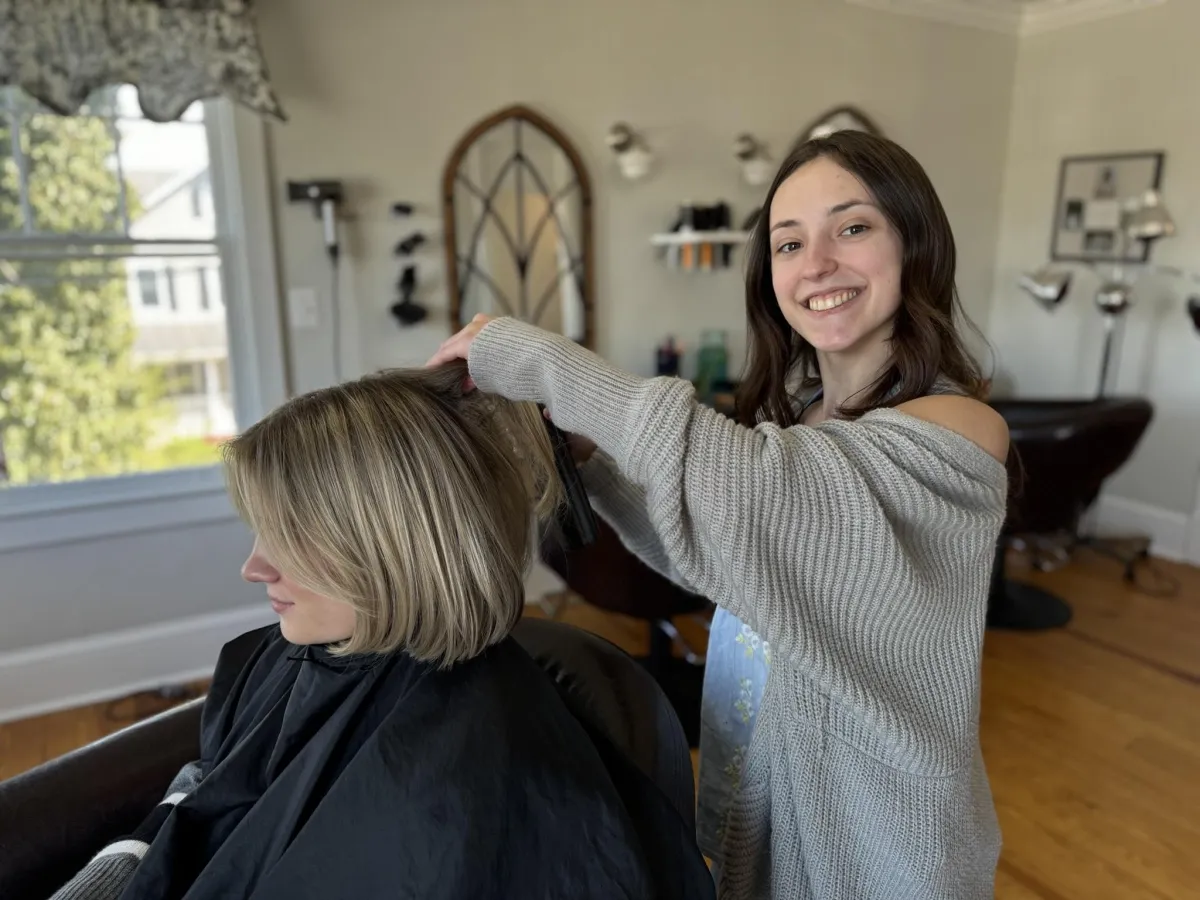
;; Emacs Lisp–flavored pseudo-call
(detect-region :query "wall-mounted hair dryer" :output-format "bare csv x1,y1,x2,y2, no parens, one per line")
287,179,347,381
1188,296,1200,334
287,180,345,260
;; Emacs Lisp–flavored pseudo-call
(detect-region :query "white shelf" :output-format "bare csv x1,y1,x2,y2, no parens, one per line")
650,229,751,247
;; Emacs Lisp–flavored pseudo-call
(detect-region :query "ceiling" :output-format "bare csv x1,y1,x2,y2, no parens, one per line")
841,0,1168,35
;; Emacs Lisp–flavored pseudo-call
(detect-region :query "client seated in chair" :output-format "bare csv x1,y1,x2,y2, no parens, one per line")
49,362,713,900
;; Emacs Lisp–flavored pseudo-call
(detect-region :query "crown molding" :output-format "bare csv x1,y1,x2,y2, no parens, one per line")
1021,0,1167,34
841,0,1168,36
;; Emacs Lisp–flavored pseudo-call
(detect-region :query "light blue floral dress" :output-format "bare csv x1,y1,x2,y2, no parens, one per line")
695,607,771,868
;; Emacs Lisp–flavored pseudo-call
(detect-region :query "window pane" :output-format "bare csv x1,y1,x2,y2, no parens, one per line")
0,85,232,489
0,86,214,241
123,108,213,243
24,113,124,235
0,252,234,487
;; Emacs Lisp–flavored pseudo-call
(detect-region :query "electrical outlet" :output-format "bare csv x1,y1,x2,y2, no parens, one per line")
288,287,319,329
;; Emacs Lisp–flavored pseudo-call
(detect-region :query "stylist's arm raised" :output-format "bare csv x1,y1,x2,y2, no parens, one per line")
428,131,1009,900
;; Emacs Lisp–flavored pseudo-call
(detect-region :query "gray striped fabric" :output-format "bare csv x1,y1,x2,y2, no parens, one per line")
50,760,202,900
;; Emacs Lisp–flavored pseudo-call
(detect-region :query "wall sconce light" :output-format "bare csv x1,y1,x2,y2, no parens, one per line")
1018,267,1072,310
734,133,773,187
606,122,653,180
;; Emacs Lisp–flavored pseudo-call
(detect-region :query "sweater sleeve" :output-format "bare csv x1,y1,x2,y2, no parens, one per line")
579,450,698,593
470,319,1008,714
49,760,203,900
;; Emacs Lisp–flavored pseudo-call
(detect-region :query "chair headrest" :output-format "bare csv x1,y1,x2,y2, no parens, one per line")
511,617,694,827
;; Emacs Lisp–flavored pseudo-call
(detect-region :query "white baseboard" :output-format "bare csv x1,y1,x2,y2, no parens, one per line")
1086,494,1192,563
0,605,276,725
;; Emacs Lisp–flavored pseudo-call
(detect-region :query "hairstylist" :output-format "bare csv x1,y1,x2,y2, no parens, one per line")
428,131,1010,900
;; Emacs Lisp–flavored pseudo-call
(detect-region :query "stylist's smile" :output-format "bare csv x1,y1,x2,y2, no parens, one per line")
803,287,862,312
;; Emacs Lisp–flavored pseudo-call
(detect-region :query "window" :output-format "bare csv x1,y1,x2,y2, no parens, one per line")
0,85,240,490
164,266,177,311
197,265,210,310
137,269,160,306
160,361,205,396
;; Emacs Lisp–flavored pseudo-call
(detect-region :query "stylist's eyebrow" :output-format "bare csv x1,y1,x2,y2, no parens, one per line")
770,200,874,232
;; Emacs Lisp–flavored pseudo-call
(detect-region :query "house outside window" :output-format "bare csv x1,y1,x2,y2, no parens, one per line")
1,85,243,488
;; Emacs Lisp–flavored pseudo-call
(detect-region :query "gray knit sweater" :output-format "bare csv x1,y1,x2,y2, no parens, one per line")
469,318,1008,900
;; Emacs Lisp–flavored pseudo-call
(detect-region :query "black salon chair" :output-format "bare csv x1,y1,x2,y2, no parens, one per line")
987,396,1154,629
541,519,712,747
0,619,697,900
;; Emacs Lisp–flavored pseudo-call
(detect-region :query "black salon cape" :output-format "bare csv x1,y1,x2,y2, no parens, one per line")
115,625,714,900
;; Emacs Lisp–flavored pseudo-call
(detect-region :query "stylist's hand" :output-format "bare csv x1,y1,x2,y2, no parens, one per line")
426,314,494,389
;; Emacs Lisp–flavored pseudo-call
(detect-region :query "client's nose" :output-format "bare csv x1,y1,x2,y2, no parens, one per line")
241,538,281,584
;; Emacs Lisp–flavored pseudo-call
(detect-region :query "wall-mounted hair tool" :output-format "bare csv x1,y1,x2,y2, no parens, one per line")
287,179,347,380
286,179,345,261
394,232,426,256
542,411,597,549
389,264,428,327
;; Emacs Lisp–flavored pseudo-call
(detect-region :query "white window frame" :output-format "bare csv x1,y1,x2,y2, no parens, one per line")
0,100,288,553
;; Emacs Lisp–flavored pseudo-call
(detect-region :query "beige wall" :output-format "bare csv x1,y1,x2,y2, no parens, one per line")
256,0,1017,390
987,2,1200,548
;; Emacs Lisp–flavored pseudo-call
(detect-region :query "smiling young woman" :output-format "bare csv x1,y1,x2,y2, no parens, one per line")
429,130,1010,900
739,135,993,431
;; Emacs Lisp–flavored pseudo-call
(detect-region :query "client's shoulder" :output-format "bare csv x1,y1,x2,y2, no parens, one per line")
218,624,283,674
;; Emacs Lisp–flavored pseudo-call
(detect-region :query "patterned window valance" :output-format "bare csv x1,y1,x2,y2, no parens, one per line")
0,0,284,123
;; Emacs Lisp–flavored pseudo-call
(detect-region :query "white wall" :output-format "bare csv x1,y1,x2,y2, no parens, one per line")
259,0,1017,389
0,0,1020,721
987,1,1200,560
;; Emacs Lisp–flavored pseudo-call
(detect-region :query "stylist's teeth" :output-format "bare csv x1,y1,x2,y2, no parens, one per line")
807,289,858,312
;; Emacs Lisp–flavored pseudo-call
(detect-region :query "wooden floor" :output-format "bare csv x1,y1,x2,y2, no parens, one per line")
2,549,1197,898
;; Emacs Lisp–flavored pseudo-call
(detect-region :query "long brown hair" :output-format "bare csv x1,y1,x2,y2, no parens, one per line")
735,130,988,427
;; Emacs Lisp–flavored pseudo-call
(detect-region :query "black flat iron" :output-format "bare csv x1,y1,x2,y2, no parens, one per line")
542,409,598,548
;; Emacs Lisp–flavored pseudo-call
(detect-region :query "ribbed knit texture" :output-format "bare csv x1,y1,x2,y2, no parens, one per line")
470,318,1008,900
50,761,203,900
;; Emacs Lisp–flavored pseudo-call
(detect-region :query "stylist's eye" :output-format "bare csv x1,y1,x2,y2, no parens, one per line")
776,240,802,255
841,223,870,237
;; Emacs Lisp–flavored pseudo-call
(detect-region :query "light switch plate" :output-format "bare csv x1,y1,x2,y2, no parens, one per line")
287,287,318,329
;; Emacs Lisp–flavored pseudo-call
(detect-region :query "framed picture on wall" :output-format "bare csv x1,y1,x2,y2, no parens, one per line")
1051,151,1164,263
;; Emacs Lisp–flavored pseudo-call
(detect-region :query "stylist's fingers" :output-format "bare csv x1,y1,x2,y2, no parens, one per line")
426,314,495,371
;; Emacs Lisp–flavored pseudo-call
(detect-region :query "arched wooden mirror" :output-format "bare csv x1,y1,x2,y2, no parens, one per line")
442,105,594,348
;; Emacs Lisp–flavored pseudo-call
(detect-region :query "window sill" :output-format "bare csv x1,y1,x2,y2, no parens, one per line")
0,466,239,554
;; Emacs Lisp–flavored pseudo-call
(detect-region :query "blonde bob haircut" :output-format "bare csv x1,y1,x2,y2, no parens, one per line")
222,361,562,667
